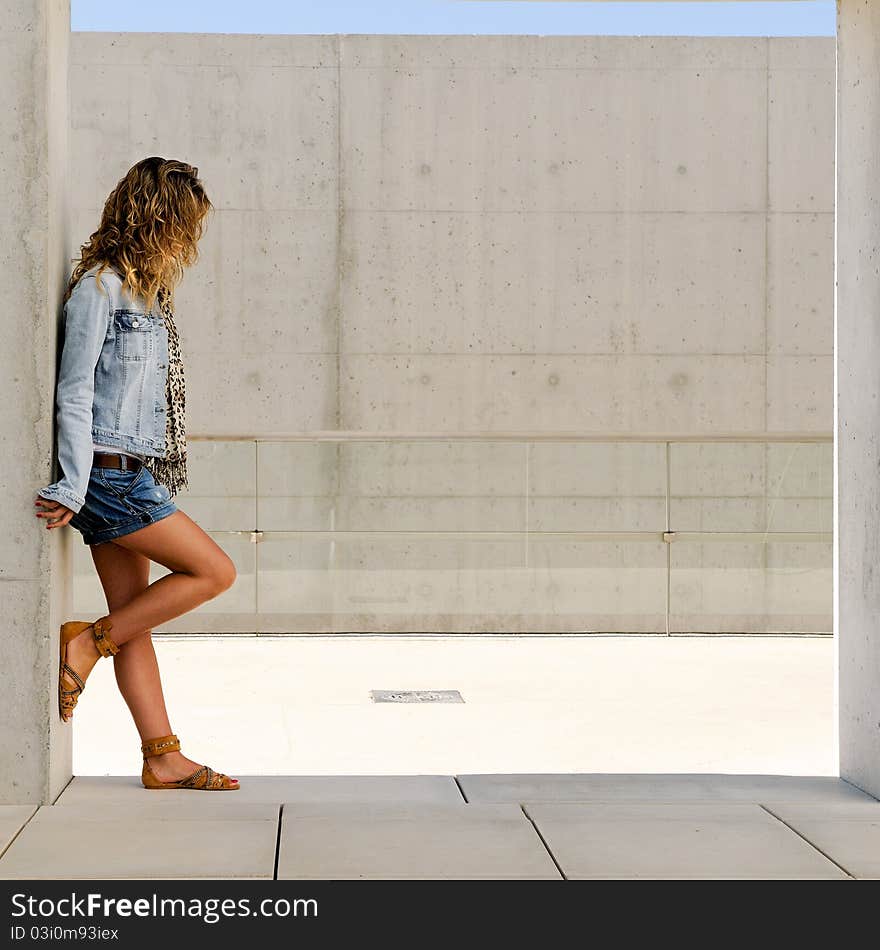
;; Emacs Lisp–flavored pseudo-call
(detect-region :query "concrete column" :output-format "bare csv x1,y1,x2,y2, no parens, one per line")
837,0,880,797
0,0,70,804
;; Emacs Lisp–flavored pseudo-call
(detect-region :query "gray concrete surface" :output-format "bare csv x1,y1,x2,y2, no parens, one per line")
523,802,848,880
1,0,73,805
762,802,880,880
0,802,279,880
0,806,38,855
277,803,561,879
837,1,880,800
66,34,835,635
3,778,877,880
459,773,875,804
57,774,464,806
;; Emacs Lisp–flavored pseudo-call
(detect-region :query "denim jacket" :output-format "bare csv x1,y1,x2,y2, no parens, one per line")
37,264,169,514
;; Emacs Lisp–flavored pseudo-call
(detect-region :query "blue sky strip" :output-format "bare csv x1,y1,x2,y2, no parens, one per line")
72,1,836,38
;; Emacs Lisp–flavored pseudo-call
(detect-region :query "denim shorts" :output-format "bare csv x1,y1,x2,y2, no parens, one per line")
69,462,178,546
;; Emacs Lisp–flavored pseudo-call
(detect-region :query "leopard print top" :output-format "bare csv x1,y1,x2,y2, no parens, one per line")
141,286,189,496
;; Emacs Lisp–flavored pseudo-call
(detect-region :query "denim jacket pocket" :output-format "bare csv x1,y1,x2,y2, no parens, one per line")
114,310,154,362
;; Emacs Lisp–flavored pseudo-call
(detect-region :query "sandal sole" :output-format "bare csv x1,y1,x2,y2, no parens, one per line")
142,784,240,791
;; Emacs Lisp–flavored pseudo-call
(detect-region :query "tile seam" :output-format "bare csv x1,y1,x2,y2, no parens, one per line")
759,803,855,879
519,804,566,880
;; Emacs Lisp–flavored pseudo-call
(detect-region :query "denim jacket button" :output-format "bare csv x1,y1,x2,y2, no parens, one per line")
131,320,140,327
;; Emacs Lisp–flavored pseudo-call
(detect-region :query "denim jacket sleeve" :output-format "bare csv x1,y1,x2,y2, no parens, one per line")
36,273,112,514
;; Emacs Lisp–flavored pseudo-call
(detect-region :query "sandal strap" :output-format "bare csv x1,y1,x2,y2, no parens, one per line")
59,684,83,708
205,767,235,790
91,617,120,658
177,764,233,790
61,662,85,693
179,765,208,788
141,733,180,757
59,663,85,716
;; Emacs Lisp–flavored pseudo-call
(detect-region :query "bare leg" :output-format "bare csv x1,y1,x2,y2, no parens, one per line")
62,509,234,713
97,509,236,645
63,510,237,784
90,542,165,732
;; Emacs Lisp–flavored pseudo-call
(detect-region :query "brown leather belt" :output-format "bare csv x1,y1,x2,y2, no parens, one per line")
93,451,143,471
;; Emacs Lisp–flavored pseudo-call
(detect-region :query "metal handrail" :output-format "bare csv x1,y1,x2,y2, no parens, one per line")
213,529,832,543
189,431,832,443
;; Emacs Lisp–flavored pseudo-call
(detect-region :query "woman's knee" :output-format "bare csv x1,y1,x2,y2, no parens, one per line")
206,555,236,595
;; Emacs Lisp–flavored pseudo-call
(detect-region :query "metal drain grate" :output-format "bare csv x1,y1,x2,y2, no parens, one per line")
370,690,464,704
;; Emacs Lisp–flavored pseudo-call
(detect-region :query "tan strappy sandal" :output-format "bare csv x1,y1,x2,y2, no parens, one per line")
141,734,240,790
58,617,119,722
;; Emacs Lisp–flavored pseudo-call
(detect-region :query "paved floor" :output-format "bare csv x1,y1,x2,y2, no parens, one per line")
5,635,852,879
1,774,876,879
72,634,836,776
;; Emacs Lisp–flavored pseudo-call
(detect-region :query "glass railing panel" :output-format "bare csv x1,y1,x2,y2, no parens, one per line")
255,534,667,634
156,533,258,632
670,441,832,533
174,439,257,532
257,439,528,533
765,441,833,533
669,539,832,634
668,440,832,634
252,439,667,632
669,441,766,532
69,435,832,636
256,441,340,532
256,535,335,632
525,538,668,634
528,441,666,532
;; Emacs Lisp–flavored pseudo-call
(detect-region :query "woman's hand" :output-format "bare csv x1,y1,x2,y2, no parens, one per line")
34,497,75,529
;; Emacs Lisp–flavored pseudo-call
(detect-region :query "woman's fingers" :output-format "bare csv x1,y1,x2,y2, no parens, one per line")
49,509,74,528
34,498,74,527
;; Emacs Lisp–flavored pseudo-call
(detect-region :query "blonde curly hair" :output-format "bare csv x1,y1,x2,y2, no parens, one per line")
65,157,212,312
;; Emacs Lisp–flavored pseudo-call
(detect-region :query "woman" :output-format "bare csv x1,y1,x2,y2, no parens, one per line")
35,157,239,791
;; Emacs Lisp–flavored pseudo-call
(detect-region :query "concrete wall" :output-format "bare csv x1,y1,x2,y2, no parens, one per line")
837,0,880,797
1,0,70,803
67,34,835,634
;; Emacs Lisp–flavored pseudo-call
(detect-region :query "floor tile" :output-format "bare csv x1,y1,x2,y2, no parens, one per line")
764,802,880,879
459,773,874,804
57,774,463,806
277,803,560,879
524,802,848,879
0,804,279,879
0,806,38,855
